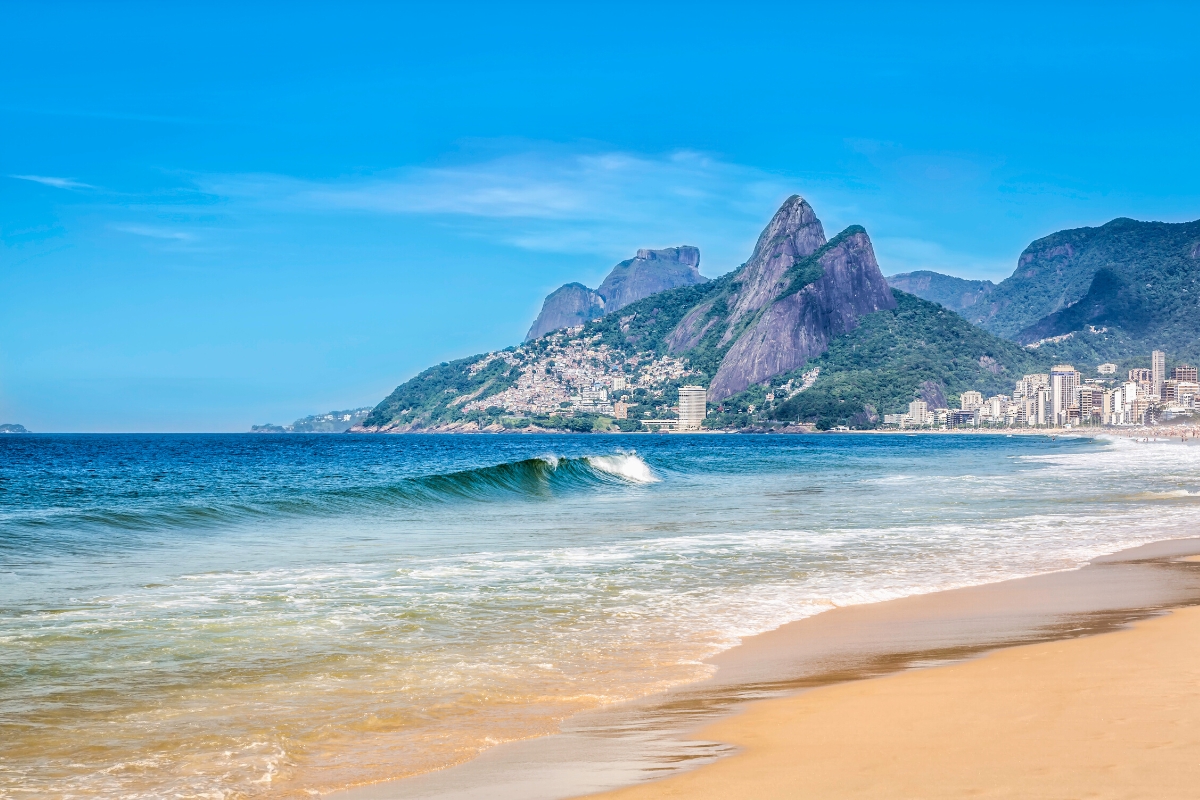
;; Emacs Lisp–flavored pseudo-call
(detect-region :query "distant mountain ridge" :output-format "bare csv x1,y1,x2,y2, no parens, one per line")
525,246,705,340
252,408,373,433
884,216,1200,361
886,271,995,315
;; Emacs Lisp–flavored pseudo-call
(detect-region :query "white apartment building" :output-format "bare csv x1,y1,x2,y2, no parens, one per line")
959,391,983,411
677,385,707,431
1050,365,1080,425
1036,387,1051,426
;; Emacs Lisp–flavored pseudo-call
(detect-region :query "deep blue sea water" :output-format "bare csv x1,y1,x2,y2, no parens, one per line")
2,433,1197,798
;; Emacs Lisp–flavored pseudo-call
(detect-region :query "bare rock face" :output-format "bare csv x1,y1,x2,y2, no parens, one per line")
525,247,704,341
597,246,703,313
722,195,827,336
666,196,826,352
525,283,605,341
707,228,896,401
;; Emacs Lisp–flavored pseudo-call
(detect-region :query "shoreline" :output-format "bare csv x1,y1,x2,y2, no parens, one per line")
333,535,1200,799
332,424,1191,436
588,544,1200,799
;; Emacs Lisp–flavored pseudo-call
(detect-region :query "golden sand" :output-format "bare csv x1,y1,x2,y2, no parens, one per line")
586,604,1200,799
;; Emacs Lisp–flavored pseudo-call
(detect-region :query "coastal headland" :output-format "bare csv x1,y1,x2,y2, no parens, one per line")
338,537,1200,800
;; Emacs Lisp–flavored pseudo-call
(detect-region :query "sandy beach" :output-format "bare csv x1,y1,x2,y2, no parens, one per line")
339,536,1200,800
586,549,1200,799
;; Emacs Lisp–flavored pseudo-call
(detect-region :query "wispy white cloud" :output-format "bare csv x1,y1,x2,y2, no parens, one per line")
10,174,95,190
198,149,798,269
112,224,194,241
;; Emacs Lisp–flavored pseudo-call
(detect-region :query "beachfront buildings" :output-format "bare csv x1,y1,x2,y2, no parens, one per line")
883,349,1199,429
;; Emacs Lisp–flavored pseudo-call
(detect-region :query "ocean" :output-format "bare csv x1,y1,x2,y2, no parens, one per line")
2,432,1197,798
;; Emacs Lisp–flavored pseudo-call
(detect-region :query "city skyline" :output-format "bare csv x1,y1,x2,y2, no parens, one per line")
886,349,1199,429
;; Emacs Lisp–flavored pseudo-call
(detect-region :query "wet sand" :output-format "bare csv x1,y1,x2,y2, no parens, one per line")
336,538,1200,799
589,548,1200,799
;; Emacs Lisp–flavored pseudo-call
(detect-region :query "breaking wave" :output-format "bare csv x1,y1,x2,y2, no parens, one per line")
0,453,659,543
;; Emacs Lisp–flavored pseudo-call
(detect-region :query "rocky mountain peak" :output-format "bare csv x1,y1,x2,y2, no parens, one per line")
525,283,606,341
525,246,705,341
723,195,827,333
634,245,700,267
596,246,704,313
708,226,896,400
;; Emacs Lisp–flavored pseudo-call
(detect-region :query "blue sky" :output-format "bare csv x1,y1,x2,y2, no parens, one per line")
3,2,1200,431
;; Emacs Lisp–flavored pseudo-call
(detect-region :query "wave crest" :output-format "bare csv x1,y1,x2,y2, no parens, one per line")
1,453,658,541
586,454,659,484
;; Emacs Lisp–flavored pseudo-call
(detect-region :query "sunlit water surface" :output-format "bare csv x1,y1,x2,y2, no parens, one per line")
2,433,1197,798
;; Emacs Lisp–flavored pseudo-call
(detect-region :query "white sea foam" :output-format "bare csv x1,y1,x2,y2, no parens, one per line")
8,434,1200,799
586,453,659,483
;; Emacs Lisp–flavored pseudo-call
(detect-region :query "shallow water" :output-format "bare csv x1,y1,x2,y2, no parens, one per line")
2,433,1197,798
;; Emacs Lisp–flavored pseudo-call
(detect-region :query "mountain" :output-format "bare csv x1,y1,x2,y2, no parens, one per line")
251,408,373,433
524,283,605,340
597,246,703,312
886,271,995,315
658,196,894,400
525,246,705,340
1014,267,1151,345
764,290,1042,429
962,217,1200,349
359,196,918,431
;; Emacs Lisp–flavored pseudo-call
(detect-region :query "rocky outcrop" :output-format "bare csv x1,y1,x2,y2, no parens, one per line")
597,246,703,313
722,195,827,335
707,227,896,400
525,283,605,341
666,195,826,353
525,247,704,341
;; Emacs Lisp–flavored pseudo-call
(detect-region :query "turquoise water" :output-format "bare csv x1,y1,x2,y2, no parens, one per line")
2,433,1197,798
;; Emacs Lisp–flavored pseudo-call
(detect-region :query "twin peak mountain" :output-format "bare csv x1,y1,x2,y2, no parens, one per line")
524,195,894,400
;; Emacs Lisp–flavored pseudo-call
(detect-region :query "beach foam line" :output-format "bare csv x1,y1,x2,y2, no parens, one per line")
589,605,1200,800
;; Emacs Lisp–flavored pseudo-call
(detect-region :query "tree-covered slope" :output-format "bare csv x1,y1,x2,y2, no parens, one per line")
767,290,1046,429
965,216,1200,344
361,353,521,430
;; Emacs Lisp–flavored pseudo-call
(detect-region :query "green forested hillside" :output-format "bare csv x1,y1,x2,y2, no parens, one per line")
361,353,520,429
765,291,1047,428
965,216,1200,345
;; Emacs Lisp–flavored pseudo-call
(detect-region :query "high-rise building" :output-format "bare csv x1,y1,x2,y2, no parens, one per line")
1097,363,1117,375
1036,387,1052,426
1050,365,1080,425
1173,364,1198,382
959,390,983,411
1152,350,1166,399
908,399,929,425
677,386,707,431
1078,387,1103,421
